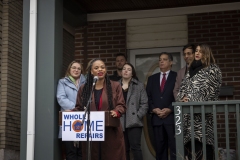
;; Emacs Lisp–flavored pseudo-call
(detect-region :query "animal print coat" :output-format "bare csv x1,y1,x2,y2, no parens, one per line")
176,64,222,145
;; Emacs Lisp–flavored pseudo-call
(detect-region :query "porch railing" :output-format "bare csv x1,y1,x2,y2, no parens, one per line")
173,100,240,160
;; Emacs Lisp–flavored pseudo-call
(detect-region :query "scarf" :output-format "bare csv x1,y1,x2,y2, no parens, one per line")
189,60,203,78
69,76,80,88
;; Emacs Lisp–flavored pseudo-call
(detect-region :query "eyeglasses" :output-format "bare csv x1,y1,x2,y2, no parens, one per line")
71,67,81,71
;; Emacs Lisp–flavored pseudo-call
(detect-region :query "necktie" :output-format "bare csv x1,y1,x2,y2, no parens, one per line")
160,73,166,92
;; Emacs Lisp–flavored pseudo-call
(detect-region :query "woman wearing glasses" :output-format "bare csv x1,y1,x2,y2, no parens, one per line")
57,61,86,160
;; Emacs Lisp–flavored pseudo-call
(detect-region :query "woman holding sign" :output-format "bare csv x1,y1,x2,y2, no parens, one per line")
57,61,86,160
73,58,126,160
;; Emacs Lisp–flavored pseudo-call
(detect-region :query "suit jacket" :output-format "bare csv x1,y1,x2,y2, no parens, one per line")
146,71,177,126
173,66,187,100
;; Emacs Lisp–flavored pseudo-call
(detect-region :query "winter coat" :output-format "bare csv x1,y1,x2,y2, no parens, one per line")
74,80,126,160
57,75,86,138
176,64,222,145
119,78,148,131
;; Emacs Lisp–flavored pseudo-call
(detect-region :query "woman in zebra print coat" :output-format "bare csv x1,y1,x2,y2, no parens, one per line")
176,44,222,160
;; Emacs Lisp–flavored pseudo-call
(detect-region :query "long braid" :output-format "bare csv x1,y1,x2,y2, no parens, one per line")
81,58,114,110
105,75,114,110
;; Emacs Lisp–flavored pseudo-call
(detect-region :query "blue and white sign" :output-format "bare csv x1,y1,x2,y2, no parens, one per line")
62,111,105,141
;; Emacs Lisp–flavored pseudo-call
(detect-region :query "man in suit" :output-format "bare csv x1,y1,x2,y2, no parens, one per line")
173,44,195,100
146,52,177,160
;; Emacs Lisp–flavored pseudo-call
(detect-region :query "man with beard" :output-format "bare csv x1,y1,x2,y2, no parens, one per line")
173,44,195,100
109,53,127,81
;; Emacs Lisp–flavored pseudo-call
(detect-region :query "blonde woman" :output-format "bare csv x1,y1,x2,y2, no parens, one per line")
57,61,86,160
177,44,222,160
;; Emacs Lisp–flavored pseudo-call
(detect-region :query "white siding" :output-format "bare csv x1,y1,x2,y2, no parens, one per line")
88,2,240,21
127,16,188,49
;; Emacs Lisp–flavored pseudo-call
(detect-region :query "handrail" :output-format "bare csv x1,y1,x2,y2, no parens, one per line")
173,100,240,160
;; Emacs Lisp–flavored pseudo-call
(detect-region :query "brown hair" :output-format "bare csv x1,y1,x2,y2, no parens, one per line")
196,44,215,67
122,63,138,79
116,53,127,61
65,61,84,77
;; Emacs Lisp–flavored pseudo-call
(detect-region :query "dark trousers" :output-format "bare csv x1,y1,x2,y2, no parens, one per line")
124,127,143,160
64,141,82,160
153,124,176,160
184,140,214,160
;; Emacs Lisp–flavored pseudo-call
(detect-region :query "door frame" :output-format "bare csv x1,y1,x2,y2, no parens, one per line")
128,46,184,157
129,46,184,68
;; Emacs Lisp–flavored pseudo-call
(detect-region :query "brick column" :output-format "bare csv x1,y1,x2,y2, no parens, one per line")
0,1,23,159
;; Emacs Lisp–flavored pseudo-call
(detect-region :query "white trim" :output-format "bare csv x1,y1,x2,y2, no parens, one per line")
129,47,185,68
88,2,240,21
27,0,37,160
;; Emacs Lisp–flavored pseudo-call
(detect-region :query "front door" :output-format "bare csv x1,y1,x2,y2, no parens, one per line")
129,47,184,159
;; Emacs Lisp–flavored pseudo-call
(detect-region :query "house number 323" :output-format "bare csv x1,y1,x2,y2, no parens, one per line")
175,106,181,135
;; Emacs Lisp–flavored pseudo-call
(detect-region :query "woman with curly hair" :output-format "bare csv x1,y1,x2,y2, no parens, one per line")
73,58,126,160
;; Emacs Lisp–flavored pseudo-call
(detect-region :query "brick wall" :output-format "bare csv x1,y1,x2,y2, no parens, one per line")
188,10,240,149
0,1,23,159
188,10,240,99
75,20,126,74
62,29,75,76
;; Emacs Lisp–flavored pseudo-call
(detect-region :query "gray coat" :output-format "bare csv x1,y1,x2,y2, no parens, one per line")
119,78,148,131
